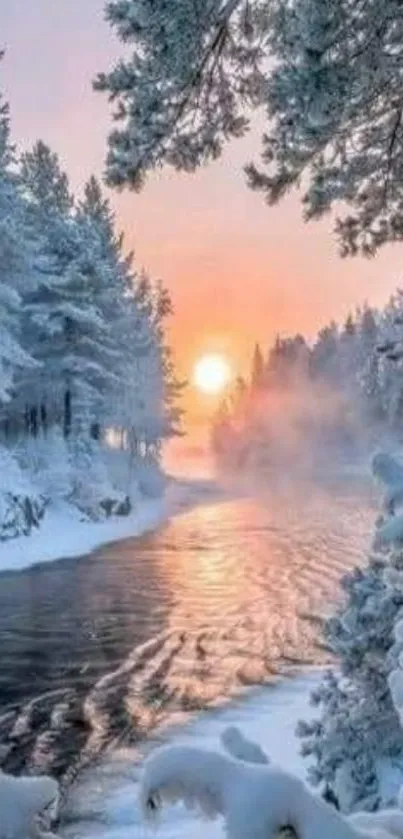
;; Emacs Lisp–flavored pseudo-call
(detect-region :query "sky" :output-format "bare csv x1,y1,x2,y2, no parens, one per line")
2,1,403,425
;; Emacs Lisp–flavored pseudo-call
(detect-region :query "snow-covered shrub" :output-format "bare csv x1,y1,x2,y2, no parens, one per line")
387,602,403,735
298,454,403,813
298,549,403,813
0,492,46,541
376,515,403,551
67,436,131,521
0,447,47,540
16,430,72,502
15,432,133,521
134,455,167,498
140,740,403,839
373,454,403,516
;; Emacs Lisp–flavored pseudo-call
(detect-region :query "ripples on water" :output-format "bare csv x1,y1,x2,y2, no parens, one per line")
0,479,375,786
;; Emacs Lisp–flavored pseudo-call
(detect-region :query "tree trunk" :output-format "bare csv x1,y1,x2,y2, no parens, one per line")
63,389,72,439
29,406,38,437
40,404,48,435
90,422,101,441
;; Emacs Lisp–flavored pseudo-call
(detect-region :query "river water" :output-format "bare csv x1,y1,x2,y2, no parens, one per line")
0,474,375,787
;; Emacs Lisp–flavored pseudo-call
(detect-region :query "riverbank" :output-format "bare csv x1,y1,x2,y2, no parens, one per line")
0,477,221,575
61,672,319,839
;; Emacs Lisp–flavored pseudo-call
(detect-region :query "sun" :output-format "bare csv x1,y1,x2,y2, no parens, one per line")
193,354,232,396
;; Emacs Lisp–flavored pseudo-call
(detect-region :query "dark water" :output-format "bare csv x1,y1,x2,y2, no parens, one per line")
0,479,375,785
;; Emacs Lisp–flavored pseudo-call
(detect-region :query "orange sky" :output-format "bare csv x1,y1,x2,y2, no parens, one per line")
2,1,403,427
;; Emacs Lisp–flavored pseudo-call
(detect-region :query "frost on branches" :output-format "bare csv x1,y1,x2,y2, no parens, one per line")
0,56,182,538
98,0,403,255
298,558,403,813
298,455,403,813
210,296,403,475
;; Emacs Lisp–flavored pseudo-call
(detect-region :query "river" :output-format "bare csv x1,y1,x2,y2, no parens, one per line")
0,473,375,788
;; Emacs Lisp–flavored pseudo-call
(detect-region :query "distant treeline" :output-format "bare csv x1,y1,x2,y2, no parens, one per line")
211,300,403,471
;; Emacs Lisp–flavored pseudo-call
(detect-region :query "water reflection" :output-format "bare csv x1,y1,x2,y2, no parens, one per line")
0,480,374,781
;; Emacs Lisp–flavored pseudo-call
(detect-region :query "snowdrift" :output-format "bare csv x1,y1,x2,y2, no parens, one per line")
0,434,168,546
0,769,59,839
140,740,403,839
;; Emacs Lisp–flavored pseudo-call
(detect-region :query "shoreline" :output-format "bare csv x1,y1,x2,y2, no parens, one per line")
0,477,222,575
61,672,320,838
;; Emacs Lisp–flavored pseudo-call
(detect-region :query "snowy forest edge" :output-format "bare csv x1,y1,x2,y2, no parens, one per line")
0,60,183,544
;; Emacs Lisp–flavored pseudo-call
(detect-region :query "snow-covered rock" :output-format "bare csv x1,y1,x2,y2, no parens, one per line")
99,494,131,518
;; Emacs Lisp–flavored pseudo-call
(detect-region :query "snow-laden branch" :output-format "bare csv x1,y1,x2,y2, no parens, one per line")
221,725,269,765
0,770,59,839
139,742,403,839
372,454,403,545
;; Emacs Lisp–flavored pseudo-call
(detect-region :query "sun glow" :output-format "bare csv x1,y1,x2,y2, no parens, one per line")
193,354,232,396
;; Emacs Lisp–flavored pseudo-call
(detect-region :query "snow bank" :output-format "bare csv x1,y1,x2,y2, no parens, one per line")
0,497,164,574
140,743,376,839
0,477,218,574
0,427,218,573
61,672,403,839
0,769,59,839
61,674,319,839
0,446,47,542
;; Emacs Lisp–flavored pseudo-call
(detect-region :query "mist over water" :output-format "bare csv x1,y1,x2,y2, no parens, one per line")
211,372,391,484
0,439,376,787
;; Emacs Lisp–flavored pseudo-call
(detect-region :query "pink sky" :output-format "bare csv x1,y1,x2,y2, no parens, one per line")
2,1,403,422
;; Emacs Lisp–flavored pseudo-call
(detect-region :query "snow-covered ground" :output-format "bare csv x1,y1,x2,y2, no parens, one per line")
0,477,221,575
62,672,319,839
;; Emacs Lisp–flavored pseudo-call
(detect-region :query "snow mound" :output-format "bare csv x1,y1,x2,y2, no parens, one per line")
220,726,269,765
140,740,403,839
0,769,59,839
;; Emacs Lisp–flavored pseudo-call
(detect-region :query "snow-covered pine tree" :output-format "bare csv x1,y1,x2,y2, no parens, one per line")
356,307,384,430
339,314,358,385
151,278,184,443
18,140,76,436
112,270,182,496
50,232,119,437
97,0,403,255
297,545,403,813
74,176,130,438
0,71,36,426
19,145,121,440
309,323,340,383
376,293,403,440
251,343,265,391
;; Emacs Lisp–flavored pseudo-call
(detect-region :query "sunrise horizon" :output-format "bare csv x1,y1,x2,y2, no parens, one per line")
2,1,403,432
